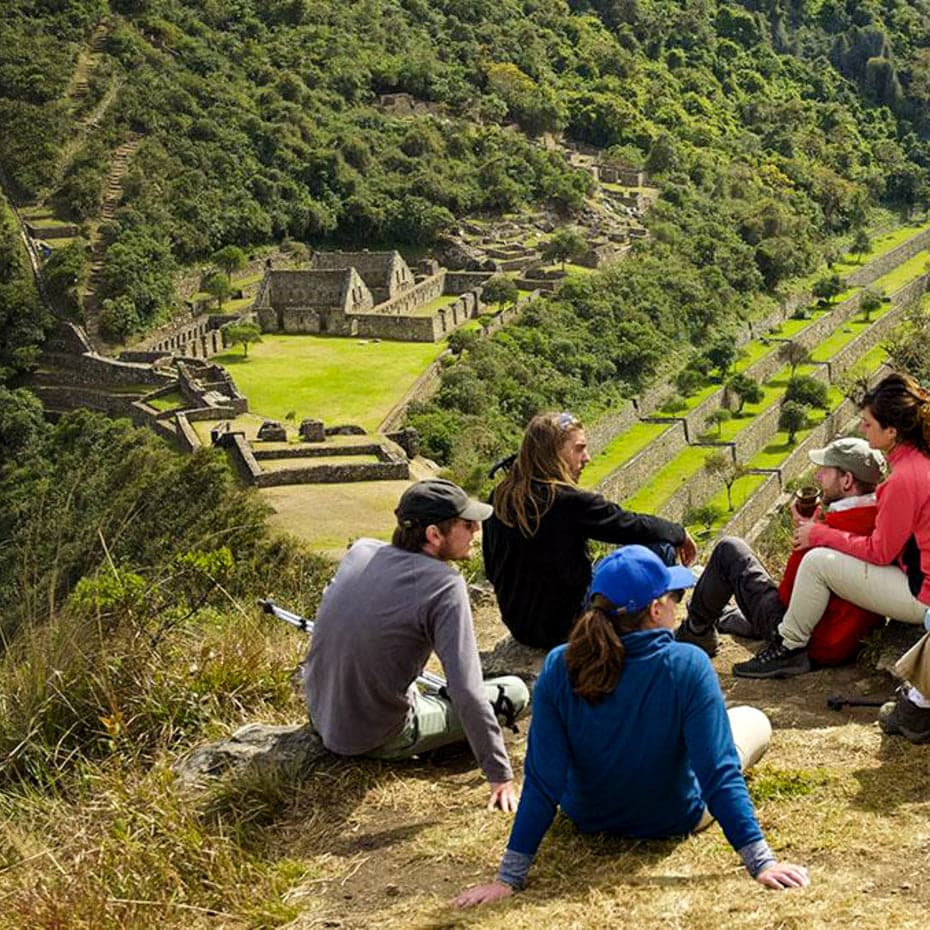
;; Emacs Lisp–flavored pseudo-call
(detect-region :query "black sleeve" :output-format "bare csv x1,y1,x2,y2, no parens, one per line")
567,487,686,547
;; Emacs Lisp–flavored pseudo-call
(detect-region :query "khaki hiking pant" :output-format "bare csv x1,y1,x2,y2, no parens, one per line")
778,548,927,650
367,675,530,760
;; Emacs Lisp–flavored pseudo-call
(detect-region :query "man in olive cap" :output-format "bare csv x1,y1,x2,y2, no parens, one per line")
303,478,528,810
674,437,886,675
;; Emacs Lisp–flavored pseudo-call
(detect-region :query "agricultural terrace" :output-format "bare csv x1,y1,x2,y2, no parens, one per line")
212,335,445,432
693,336,900,538
581,233,929,493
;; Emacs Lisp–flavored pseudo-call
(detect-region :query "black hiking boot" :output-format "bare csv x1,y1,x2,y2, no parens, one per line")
732,636,811,679
717,605,755,638
675,619,719,658
879,689,930,744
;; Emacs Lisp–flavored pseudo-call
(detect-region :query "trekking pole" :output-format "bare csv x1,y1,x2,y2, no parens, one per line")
258,598,447,693
826,693,887,711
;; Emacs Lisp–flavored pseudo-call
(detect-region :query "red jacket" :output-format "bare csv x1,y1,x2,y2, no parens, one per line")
808,443,930,605
779,499,883,665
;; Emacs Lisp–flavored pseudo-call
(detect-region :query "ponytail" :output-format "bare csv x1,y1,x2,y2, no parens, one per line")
566,596,649,702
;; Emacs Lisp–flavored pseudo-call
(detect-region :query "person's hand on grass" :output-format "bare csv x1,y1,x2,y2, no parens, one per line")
756,862,810,890
488,780,518,812
453,880,514,907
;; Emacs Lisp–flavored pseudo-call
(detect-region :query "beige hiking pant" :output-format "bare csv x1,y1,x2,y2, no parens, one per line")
778,548,927,649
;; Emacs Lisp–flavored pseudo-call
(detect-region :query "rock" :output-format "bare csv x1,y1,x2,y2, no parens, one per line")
257,419,287,441
173,722,329,786
299,418,325,443
481,635,548,685
876,621,925,675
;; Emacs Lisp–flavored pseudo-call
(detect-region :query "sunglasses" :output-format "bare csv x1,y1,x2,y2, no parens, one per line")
558,411,579,430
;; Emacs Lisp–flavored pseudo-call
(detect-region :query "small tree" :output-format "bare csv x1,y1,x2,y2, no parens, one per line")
541,227,587,271
223,320,262,357
812,272,843,305
683,502,723,540
704,452,749,512
705,407,732,437
480,275,518,311
705,338,737,381
778,400,810,444
860,287,883,322
779,340,810,377
204,271,231,309
785,375,829,410
726,372,763,414
212,245,248,278
852,228,871,262
676,367,705,397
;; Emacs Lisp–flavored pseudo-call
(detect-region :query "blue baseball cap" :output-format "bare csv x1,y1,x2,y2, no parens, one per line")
590,545,696,614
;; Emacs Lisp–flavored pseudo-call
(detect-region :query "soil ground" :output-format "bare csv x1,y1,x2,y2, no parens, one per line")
270,600,929,930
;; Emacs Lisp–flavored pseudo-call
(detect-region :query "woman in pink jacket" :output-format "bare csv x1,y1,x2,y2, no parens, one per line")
734,372,930,742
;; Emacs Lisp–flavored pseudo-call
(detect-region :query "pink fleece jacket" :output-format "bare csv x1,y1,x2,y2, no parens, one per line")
808,442,930,605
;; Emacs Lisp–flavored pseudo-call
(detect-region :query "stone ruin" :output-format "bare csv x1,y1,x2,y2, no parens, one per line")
254,250,489,342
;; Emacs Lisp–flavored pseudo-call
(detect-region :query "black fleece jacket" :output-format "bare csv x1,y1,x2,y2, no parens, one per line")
482,483,686,649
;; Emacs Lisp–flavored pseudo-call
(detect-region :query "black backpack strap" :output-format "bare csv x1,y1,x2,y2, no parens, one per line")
490,683,519,733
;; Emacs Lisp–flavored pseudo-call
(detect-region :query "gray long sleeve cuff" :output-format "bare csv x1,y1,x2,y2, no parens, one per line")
738,837,777,877
497,847,534,890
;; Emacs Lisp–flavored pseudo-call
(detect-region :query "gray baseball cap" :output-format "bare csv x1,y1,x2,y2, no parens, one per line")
395,478,493,527
809,437,885,484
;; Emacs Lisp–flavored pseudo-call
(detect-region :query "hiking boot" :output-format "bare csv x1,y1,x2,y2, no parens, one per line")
675,619,719,658
879,690,930,743
717,605,755,638
732,636,811,679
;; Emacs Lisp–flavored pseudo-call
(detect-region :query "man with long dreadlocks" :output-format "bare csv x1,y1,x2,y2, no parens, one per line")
483,412,696,650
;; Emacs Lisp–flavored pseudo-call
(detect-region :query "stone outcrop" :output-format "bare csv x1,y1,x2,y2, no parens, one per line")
173,723,329,787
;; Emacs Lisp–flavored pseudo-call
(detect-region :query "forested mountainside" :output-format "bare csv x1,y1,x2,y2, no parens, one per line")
1,0,929,350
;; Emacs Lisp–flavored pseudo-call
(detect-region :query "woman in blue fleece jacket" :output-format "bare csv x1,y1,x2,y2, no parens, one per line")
455,546,809,907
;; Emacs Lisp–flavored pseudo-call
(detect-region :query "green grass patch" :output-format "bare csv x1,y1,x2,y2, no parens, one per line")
870,247,930,295
581,421,674,488
415,293,461,314
211,334,444,431
146,391,185,411
623,445,714,512
748,766,833,803
808,304,895,361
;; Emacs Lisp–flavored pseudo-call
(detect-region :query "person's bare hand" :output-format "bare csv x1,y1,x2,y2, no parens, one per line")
488,780,518,812
678,531,698,567
453,881,514,908
756,862,810,890
792,521,815,551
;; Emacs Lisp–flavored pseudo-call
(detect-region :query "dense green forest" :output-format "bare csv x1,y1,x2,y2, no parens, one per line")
2,0,930,348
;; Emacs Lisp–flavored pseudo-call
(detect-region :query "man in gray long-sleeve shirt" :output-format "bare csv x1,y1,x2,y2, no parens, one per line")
303,478,529,811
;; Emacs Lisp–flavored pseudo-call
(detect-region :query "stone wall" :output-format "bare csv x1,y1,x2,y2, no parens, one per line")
445,271,494,294
370,270,445,316
585,401,640,455
252,443,385,459
254,460,409,487
595,421,687,503
379,357,446,433
174,413,200,453
66,352,175,388
658,445,734,523
846,226,930,287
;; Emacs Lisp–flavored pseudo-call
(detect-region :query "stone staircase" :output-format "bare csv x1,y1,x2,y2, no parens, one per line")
82,134,142,338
